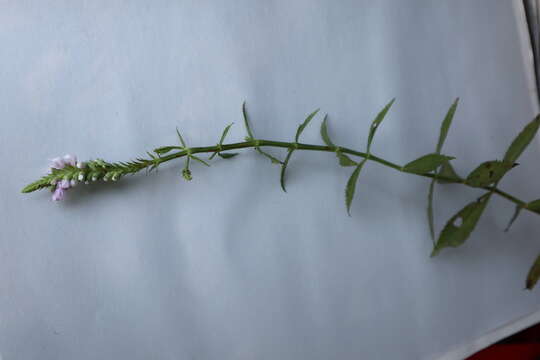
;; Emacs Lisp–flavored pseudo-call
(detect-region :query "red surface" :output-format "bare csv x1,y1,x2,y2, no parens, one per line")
467,344,540,359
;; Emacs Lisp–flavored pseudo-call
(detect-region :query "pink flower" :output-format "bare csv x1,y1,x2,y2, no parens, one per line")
49,154,77,170
49,154,79,201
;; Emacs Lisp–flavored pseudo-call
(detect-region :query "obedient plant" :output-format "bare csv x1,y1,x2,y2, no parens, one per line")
22,101,540,290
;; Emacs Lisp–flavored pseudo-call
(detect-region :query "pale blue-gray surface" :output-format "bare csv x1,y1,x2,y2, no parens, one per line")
1,1,539,359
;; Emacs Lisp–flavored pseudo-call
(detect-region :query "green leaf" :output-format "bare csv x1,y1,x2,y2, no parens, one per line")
465,160,514,187
176,127,187,148
427,98,459,241
295,109,319,142
337,152,357,167
436,160,462,184
345,159,367,216
242,101,254,139
320,115,334,147
526,253,540,290
504,205,522,232
367,98,395,153
526,199,540,214
218,152,238,159
403,153,455,174
190,155,210,167
431,193,490,256
154,146,182,155
427,179,436,241
257,148,283,164
219,123,234,145
436,98,459,154
209,124,235,160
503,115,540,164
280,149,295,192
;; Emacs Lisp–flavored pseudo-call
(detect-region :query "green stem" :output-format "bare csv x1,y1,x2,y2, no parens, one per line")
147,139,529,211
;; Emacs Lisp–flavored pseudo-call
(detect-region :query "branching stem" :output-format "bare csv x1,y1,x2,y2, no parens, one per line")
140,139,529,211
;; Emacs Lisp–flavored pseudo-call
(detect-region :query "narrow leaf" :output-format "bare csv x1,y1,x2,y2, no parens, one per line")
176,127,187,147
503,114,540,164
504,205,522,232
154,146,182,155
367,98,395,153
242,102,254,139
526,253,540,289
219,123,234,145
403,153,455,174
280,149,295,192
436,160,462,184
295,109,320,142
526,199,540,215
436,98,459,153
320,115,334,147
190,155,210,167
218,152,238,159
345,159,367,216
427,179,436,241
337,152,357,167
431,193,490,256
465,160,514,187
427,98,458,241
257,148,283,164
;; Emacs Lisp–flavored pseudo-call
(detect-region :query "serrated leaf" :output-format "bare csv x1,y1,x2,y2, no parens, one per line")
504,115,540,164
345,159,367,216
436,98,459,154
154,146,182,155
427,179,436,241
337,152,357,167
190,155,210,167
403,153,455,174
527,199,540,214
367,98,395,153
465,160,514,187
320,115,334,147
280,149,295,192
218,152,238,159
295,109,319,142
504,205,522,232
431,193,490,256
242,101,254,139
526,253,540,289
176,127,187,147
219,123,234,145
436,160,462,184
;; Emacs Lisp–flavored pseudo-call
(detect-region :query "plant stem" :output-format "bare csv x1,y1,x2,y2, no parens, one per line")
145,139,530,212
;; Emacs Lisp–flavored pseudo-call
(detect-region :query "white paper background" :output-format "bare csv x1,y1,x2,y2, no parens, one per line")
1,1,540,359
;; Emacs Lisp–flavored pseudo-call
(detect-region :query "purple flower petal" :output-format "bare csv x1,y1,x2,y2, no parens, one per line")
63,154,77,166
59,179,70,189
52,187,66,201
50,157,65,169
